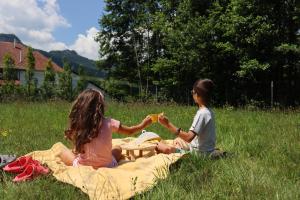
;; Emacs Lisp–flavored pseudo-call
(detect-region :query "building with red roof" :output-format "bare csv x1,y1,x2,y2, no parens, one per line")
0,41,63,86
0,39,102,92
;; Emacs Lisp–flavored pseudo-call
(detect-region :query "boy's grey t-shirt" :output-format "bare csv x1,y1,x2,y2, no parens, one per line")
189,107,216,152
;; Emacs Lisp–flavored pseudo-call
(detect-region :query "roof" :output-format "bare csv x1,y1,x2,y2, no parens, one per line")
0,41,63,72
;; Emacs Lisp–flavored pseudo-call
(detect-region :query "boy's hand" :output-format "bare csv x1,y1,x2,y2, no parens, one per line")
158,114,169,127
142,116,152,127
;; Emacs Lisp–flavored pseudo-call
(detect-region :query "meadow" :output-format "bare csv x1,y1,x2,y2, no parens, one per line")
0,102,299,199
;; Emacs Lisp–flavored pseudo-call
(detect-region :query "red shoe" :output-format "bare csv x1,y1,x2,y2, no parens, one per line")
12,161,49,182
32,160,49,175
3,156,33,173
13,164,35,182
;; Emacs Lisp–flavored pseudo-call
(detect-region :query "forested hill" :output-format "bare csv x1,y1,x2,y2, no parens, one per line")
38,49,105,78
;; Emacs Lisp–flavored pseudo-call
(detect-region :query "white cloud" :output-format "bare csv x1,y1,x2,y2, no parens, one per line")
0,0,100,60
70,27,99,60
0,0,69,50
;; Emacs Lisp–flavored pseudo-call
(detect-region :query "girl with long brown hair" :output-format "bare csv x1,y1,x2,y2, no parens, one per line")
60,89,152,168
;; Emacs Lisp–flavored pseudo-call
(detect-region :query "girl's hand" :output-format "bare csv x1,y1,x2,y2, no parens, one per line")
158,114,169,127
142,116,152,127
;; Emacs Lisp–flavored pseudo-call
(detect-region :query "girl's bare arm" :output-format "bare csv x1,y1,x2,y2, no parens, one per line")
117,116,152,135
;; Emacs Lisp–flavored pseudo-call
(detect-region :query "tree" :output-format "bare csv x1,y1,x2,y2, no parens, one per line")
76,65,87,95
3,53,16,82
58,59,73,101
25,47,36,97
151,0,300,104
97,0,300,105
2,53,16,96
41,59,56,99
97,0,160,98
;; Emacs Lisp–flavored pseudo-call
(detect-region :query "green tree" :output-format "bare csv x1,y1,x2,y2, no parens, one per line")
97,0,160,98
151,0,300,104
76,65,87,95
25,47,36,97
41,59,56,99
2,53,16,96
3,53,16,82
98,0,300,105
58,60,73,101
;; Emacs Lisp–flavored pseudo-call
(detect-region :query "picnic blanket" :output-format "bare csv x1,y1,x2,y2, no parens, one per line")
27,138,184,200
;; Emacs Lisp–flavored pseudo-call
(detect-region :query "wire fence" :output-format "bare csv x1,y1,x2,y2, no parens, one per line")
143,80,300,107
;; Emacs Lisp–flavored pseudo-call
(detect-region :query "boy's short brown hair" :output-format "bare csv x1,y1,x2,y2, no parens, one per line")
193,79,214,105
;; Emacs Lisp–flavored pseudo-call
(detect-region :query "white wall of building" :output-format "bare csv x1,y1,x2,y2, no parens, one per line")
71,72,79,89
19,70,60,87
19,70,26,85
19,70,101,91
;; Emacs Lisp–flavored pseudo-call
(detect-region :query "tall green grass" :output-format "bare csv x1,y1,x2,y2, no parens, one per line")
0,102,299,199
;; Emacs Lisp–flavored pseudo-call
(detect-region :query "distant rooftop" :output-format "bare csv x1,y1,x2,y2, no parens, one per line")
0,41,63,72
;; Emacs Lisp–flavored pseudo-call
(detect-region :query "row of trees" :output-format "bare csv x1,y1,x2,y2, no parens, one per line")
0,47,87,101
97,0,300,106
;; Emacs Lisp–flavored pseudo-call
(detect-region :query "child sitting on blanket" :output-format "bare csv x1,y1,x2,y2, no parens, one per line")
60,89,152,169
156,79,224,158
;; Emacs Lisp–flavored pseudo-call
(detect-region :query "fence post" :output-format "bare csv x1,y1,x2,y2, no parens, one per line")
187,88,190,105
153,81,159,103
155,85,158,102
271,80,274,107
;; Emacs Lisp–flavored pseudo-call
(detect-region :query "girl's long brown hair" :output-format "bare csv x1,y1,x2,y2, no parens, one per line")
64,89,105,154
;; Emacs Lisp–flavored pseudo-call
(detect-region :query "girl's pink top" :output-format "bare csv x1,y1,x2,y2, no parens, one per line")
77,118,120,168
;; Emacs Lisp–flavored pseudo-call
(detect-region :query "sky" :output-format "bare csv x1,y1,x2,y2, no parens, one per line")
0,0,106,60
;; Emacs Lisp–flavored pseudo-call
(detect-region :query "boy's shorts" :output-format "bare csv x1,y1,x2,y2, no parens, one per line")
173,137,227,158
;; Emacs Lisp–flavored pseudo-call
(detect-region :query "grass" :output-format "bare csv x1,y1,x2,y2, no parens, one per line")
0,101,299,199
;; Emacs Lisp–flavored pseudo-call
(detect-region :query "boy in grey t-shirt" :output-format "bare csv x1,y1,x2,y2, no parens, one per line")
156,79,219,155
189,107,216,152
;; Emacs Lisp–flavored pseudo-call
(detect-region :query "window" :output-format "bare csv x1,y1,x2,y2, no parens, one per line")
0,68,20,80
14,69,20,80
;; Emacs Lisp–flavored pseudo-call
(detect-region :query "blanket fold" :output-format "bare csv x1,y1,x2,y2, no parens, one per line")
27,138,184,200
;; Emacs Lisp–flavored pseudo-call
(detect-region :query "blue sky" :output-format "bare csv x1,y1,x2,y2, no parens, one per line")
54,0,105,45
0,0,106,60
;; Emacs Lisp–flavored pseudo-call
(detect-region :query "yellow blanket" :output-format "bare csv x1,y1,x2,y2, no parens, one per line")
27,138,184,200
